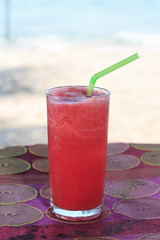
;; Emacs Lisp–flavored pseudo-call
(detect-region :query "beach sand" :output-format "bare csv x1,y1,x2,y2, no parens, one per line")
0,42,159,147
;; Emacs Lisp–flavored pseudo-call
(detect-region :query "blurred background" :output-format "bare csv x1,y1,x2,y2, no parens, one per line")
0,0,160,147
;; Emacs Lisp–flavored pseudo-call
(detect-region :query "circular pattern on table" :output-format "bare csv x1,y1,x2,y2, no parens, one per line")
141,151,160,166
29,144,48,157
131,143,160,151
107,143,129,156
46,206,111,224
107,154,140,171
40,185,50,199
74,237,118,240
104,179,159,199
137,233,160,239
0,158,31,175
0,146,27,158
0,184,37,204
32,158,49,173
113,198,160,219
0,203,43,226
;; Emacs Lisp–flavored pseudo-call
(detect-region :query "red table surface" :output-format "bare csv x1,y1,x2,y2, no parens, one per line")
0,143,160,240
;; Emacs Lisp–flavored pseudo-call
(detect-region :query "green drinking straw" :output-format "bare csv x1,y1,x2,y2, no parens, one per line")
86,53,139,97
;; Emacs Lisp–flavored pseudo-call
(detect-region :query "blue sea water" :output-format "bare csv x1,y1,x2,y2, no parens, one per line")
0,0,160,47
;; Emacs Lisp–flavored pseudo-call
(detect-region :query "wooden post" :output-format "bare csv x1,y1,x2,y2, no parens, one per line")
4,0,11,42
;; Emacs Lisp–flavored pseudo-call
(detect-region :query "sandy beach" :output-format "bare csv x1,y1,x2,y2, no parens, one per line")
0,42,160,148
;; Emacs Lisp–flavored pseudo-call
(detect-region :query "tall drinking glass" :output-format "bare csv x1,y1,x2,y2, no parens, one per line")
46,86,110,221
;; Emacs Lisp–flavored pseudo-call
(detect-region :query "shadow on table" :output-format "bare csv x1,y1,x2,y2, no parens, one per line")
0,126,47,148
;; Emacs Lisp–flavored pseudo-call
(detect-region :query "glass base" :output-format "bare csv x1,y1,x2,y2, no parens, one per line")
50,199,102,221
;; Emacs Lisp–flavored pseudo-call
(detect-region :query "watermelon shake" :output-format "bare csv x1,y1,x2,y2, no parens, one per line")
46,86,110,221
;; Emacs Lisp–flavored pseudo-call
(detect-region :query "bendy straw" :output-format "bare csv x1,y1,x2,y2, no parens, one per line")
86,53,139,97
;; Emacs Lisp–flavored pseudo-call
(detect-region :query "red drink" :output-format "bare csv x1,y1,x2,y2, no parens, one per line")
46,86,110,220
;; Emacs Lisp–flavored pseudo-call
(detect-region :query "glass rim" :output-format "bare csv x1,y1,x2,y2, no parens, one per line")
46,85,111,99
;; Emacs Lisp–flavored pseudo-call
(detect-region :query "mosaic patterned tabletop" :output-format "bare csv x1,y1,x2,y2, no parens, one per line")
0,143,160,240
